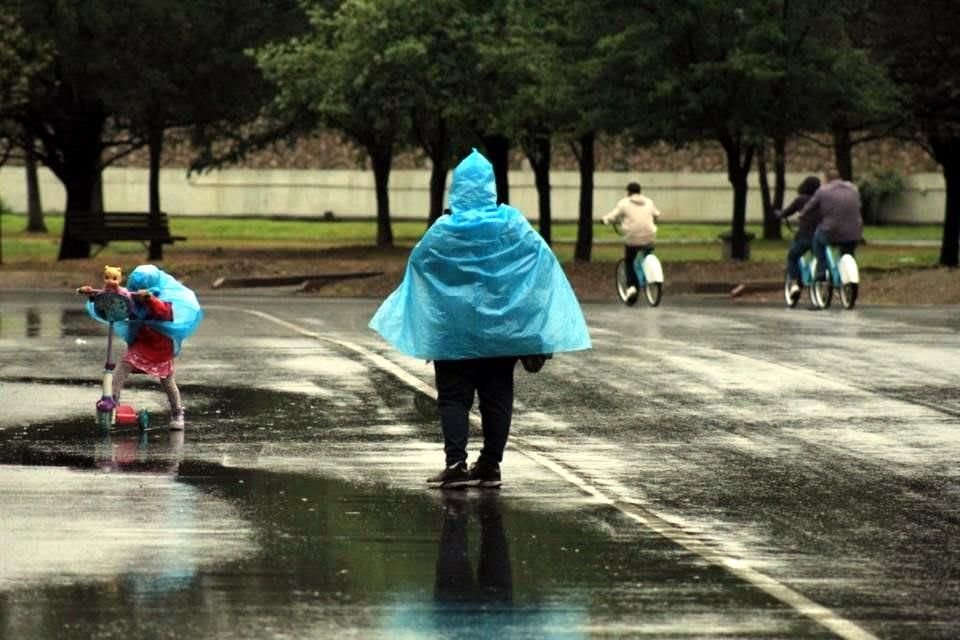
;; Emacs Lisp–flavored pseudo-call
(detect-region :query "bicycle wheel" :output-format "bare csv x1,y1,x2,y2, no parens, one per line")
784,272,800,308
640,254,663,307
812,279,833,309
644,282,662,307
840,283,858,309
615,260,638,306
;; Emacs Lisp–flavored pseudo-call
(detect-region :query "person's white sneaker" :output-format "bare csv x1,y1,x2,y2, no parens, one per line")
788,282,800,298
625,285,638,300
169,409,185,431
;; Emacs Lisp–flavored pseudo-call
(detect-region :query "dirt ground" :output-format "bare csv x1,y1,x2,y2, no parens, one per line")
2,245,959,306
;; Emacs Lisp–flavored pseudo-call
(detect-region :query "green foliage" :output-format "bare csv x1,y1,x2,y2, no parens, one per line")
869,0,960,264
858,169,906,225
606,1,890,146
0,10,52,170
0,12,51,116
872,0,960,142
8,0,302,174
256,0,412,148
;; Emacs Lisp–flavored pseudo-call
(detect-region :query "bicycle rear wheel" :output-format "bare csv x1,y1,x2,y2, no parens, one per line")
840,283,858,309
644,282,662,306
615,259,638,306
811,279,833,309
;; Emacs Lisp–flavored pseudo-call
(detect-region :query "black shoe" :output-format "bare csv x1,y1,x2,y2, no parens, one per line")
466,461,502,488
427,462,470,489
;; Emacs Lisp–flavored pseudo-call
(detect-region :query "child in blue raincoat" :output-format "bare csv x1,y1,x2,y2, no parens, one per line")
80,265,203,430
370,149,591,488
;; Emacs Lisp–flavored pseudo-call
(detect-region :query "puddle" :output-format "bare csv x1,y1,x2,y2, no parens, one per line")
0,385,823,639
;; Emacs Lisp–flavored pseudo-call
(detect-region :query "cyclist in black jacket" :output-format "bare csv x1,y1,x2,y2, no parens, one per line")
776,175,822,298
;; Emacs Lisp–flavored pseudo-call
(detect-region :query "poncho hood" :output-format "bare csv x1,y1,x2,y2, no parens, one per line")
87,264,203,356
449,148,498,214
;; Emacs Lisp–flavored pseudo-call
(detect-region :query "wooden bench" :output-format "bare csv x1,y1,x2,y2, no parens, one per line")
64,211,186,259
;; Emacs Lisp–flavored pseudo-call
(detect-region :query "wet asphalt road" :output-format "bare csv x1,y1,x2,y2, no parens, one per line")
1,289,958,639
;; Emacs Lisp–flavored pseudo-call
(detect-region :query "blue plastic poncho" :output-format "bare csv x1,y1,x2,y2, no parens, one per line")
86,265,204,355
369,149,591,360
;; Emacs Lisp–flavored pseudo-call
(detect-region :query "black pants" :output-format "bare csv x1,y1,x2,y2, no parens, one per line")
433,357,517,467
786,236,813,282
624,244,655,289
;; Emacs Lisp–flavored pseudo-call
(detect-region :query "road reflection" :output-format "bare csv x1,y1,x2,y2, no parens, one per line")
0,382,830,639
94,429,184,475
435,491,512,608
384,491,587,639
93,429,197,595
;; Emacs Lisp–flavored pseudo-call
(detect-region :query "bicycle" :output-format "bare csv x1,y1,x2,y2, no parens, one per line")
809,243,860,310
781,217,859,310
610,221,664,307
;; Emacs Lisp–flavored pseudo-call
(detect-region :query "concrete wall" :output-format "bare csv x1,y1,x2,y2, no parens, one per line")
0,166,946,224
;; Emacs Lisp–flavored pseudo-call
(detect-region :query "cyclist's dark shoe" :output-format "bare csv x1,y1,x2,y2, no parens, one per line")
427,462,470,489
467,461,502,488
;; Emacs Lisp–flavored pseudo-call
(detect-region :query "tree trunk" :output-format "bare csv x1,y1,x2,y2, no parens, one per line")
58,170,98,260
91,173,104,214
426,118,450,227
481,134,510,204
148,124,165,260
758,145,781,240
773,135,786,210
369,145,394,248
573,131,595,262
33,100,106,260
720,134,754,261
523,135,552,245
832,124,854,181
940,164,960,267
24,137,46,233
427,159,449,228
931,136,960,267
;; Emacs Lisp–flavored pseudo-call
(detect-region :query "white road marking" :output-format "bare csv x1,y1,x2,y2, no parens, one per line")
226,305,879,640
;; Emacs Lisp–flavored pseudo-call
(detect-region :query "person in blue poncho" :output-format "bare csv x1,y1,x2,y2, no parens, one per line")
78,265,203,430
370,149,591,488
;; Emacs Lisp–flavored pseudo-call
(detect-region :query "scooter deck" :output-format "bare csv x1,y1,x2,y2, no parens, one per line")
98,405,151,431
